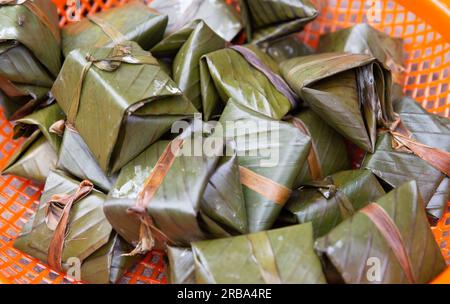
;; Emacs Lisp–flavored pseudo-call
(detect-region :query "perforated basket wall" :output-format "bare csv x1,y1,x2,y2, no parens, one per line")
0,0,449,284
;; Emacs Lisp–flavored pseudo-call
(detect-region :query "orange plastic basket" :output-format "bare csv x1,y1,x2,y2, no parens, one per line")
0,0,449,284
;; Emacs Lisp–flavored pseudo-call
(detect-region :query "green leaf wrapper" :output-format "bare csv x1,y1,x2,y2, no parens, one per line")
318,24,405,100
62,1,168,57
281,52,395,152
192,223,326,283
362,97,450,221
281,170,385,238
167,246,195,284
149,0,242,42
2,104,65,182
261,34,315,63
315,181,447,284
52,42,197,174
239,0,318,44
152,20,227,111
218,99,311,232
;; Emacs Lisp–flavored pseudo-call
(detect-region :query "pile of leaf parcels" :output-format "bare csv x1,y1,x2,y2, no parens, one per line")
1,0,449,284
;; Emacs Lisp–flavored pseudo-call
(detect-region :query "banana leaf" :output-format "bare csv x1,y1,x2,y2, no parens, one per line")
318,24,405,101
13,170,116,283
362,97,450,221
280,170,386,238
0,89,26,119
104,123,248,255
52,41,197,174
81,233,140,284
286,109,350,187
58,125,117,193
149,0,242,42
280,53,395,152
200,46,298,120
315,181,447,284
62,1,168,57
261,34,314,63
238,0,318,44
218,99,311,232
167,246,195,284
0,0,61,78
2,104,65,182
192,222,326,283
151,20,227,111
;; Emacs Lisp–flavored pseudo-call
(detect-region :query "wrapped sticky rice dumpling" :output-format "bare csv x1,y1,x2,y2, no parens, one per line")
57,124,117,193
285,109,350,187
2,104,64,182
192,223,326,283
149,0,242,41
262,34,314,63
318,24,406,100
315,181,447,284
14,171,136,284
167,246,195,284
52,41,197,175
362,97,450,222
201,45,300,120
218,99,311,232
281,53,395,152
239,0,318,44
151,20,227,111
0,0,61,118
62,1,168,56
280,170,385,238
104,123,248,255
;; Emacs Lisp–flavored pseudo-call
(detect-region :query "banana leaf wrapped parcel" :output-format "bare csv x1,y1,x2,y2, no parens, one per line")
318,24,405,100
2,104,65,182
280,170,385,238
218,99,312,232
192,223,326,283
0,0,61,118
262,34,314,63
362,97,450,222
104,123,248,256
62,1,168,56
281,53,395,153
201,45,300,120
57,124,117,193
167,246,195,284
315,181,447,284
14,170,137,284
239,0,318,44
285,109,350,187
151,20,227,111
149,0,242,41
52,41,197,175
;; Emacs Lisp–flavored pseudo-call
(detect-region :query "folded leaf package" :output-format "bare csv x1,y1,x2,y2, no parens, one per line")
218,99,311,232
318,24,406,100
281,53,395,153
239,0,318,44
51,41,197,175
285,109,350,187
151,20,227,112
14,170,137,284
261,34,315,63
62,1,168,56
149,0,242,42
0,0,61,118
2,104,64,182
280,170,385,238
58,124,117,192
104,124,248,256
315,181,447,284
200,45,300,120
192,223,326,283
167,246,195,284
362,97,450,222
